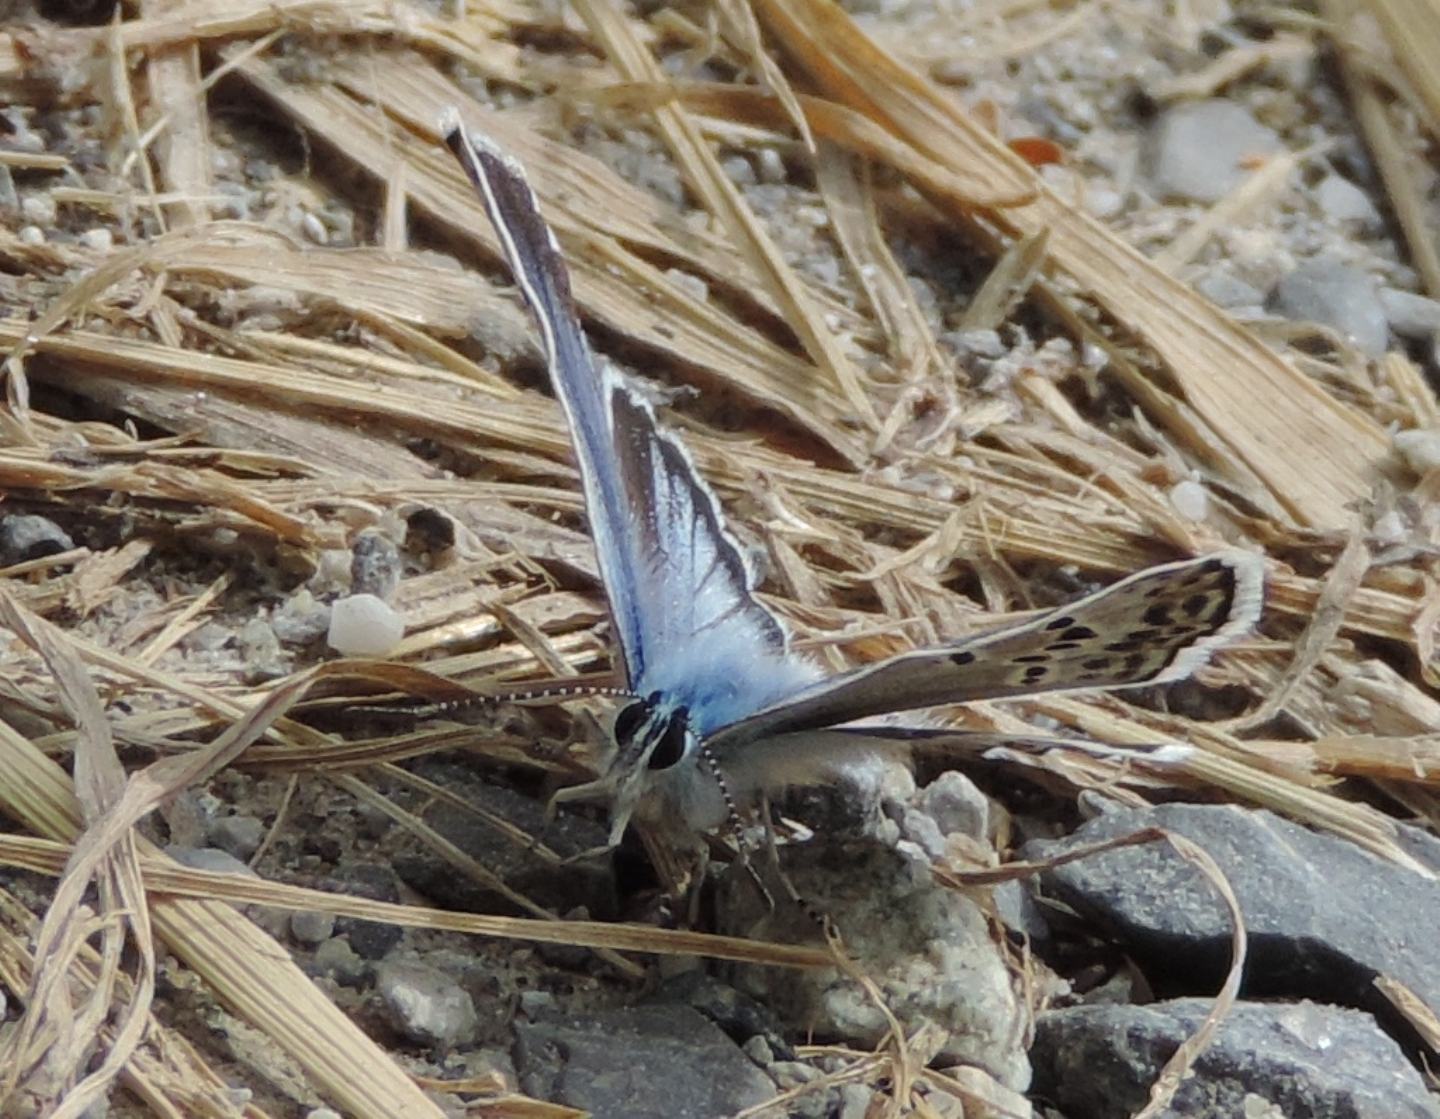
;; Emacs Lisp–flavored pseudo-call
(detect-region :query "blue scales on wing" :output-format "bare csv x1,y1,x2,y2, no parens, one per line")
443,119,819,735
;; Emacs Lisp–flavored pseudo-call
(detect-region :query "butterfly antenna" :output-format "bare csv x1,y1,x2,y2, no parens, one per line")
370,681,639,722
699,743,778,912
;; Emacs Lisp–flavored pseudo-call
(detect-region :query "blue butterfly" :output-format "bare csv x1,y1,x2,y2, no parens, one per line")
441,116,1264,845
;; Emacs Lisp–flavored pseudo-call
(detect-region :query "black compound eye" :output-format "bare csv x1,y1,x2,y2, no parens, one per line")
647,709,690,770
612,699,650,746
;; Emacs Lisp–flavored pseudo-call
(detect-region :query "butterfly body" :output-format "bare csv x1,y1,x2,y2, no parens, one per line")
442,116,1265,845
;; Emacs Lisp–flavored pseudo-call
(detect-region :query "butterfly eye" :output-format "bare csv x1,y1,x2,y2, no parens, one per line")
612,699,651,746
647,709,690,770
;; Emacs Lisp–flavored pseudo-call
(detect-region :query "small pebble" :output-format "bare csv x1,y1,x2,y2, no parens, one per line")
376,961,479,1049
1144,99,1281,204
326,593,404,656
768,1061,821,1090
1394,429,1440,475
208,814,266,862
1272,258,1389,356
720,154,756,186
918,771,991,841
20,194,55,225
1194,270,1265,310
1168,479,1210,522
742,1035,775,1065
755,148,787,184
836,1084,876,1119
350,530,402,600
0,514,75,565
1315,173,1379,228
18,225,44,245
271,589,331,645
290,910,337,945
1380,290,1440,340
304,1110,342,1119
79,227,113,252
313,937,367,986
164,846,255,876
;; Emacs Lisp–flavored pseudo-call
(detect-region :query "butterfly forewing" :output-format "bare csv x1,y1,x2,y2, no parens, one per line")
705,551,1264,752
444,117,816,721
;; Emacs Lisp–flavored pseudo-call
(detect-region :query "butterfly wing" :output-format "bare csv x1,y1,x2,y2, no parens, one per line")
704,551,1264,753
444,118,817,723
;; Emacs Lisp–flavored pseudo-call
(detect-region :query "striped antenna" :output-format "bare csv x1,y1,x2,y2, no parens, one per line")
367,680,640,722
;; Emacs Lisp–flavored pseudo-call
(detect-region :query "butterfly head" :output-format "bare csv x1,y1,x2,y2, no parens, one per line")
550,692,699,845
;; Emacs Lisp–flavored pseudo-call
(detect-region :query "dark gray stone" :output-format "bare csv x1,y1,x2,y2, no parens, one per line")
325,860,403,960
0,514,74,565
208,813,266,862
513,1005,775,1119
390,761,615,920
1025,804,1440,1038
1032,999,1440,1119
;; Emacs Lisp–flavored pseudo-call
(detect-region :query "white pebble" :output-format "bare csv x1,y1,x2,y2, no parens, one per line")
755,148,786,184
327,593,404,655
1168,479,1210,521
21,194,55,225
1315,173,1379,227
18,226,44,245
1144,99,1281,204
80,227,113,252
1394,429,1440,475
301,211,328,244
1380,289,1440,340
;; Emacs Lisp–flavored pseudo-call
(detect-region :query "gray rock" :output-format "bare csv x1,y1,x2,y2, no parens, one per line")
718,839,1029,1091
312,936,367,987
350,530,402,600
514,1005,775,1119
270,590,331,645
208,814,266,862
164,845,256,876
375,960,478,1050
1144,99,1281,203
1032,999,1439,1119
1316,172,1380,227
0,514,75,565
1194,269,1266,310
1273,258,1389,355
390,761,614,920
1382,289,1440,340
325,861,403,960
1026,804,1440,1023
917,771,990,842
289,910,336,946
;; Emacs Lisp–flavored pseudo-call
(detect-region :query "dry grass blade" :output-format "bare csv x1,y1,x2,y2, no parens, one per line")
0,591,154,1119
1131,833,1246,1119
0,833,832,968
0,689,449,1116
570,0,879,427
753,0,1389,527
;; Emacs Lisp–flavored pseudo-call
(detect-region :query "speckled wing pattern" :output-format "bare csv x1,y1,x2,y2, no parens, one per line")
704,552,1265,754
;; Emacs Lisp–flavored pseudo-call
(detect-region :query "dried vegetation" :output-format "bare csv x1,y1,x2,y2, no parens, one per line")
1,0,1439,1113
